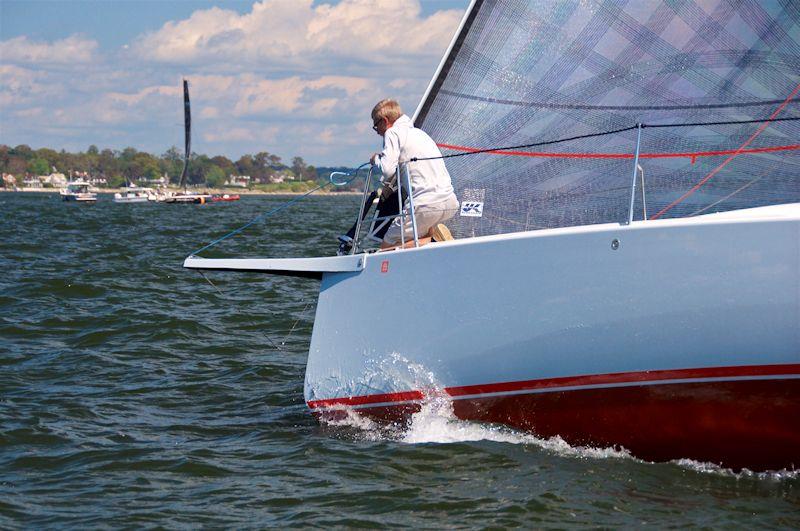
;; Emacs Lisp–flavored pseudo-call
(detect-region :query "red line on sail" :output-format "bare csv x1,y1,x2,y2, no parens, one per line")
436,142,800,160
651,81,800,219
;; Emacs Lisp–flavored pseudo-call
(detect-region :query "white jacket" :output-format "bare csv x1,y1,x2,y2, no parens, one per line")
375,115,455,206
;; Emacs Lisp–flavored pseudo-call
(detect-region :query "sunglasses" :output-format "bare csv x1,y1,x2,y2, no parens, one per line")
372,118,384,132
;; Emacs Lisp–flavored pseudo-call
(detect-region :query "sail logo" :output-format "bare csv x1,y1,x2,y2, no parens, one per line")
460,201,484,217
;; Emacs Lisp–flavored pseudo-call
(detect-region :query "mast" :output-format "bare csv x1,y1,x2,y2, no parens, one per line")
178,79,191,192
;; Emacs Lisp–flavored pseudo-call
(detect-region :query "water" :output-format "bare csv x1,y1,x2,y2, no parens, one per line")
1,192,797,527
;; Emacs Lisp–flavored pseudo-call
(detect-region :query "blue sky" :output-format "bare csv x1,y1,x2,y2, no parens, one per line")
1,0,467,166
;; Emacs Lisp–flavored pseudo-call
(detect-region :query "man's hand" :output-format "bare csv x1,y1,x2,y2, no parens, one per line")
370,152,382,166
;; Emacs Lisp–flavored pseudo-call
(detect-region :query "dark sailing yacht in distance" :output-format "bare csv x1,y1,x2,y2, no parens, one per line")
162,79,211,204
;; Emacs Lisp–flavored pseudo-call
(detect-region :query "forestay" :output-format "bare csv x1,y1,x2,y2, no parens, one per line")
413,0,800,238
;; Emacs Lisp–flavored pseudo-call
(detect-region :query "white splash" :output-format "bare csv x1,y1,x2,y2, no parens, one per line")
322,352,631,462
672,458,799,481
319,405,380,432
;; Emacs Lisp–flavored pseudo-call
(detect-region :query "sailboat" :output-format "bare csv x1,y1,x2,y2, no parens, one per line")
162,79,211,204
185,0,799,471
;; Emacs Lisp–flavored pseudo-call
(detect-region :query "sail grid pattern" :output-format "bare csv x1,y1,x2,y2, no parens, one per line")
413,0,800,237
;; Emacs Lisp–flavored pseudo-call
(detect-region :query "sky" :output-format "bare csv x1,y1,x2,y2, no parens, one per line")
0,0,467,166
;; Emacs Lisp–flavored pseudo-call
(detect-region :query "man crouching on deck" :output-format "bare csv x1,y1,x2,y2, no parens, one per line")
370,99,458,249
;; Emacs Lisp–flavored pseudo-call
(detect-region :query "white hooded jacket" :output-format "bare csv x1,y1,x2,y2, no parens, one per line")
375,114,455,207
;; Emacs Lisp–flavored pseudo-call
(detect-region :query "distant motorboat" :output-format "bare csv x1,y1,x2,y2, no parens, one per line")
159,190,212,204
113,185,156,203
60,180,97,202
211,193,240,202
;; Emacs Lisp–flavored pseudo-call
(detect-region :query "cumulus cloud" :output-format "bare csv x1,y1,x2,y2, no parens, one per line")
0,64,62,106
131,0,461,73
0,34,98,64
228,74,373,116
203,125,279,144
1,1,464,165
106,85,181,107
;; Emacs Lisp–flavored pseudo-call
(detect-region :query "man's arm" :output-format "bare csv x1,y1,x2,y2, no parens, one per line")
375,129,400,181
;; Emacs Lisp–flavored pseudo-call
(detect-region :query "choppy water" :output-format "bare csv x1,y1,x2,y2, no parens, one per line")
1,192,798,528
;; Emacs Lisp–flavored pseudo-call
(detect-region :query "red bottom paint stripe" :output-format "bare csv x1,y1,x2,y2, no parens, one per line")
306,363,800,409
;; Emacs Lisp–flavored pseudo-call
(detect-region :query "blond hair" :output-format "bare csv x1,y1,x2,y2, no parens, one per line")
371,99,403,123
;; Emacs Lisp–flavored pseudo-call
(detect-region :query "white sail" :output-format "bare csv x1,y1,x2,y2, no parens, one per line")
412,0,800,237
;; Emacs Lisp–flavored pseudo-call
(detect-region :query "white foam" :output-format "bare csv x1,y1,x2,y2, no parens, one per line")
398,390,632,461
672,458,799,480
321,353,631,461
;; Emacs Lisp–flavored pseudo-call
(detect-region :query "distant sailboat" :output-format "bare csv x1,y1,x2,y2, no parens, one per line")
162,79,211,204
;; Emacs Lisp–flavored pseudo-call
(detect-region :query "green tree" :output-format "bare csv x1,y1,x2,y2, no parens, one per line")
210,155,235,177
188,153,210,185
34,148,60,172
12,145,33,159
0,145,9,173
97,149,120,179
161,146,184,184
9,158,26,175
205,165,226,187
28,158,49,175
291,156,306,178
235,154,255,176
106,174,125,188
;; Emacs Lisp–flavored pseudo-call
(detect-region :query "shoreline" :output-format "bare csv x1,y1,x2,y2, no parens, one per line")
0,187,362,196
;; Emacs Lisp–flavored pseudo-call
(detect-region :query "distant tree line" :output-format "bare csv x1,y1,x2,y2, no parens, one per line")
0,144,359,190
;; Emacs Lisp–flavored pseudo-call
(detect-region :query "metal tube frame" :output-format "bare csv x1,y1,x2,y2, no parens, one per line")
626,123,644,225
638,163,647,220
403,163,420,247
350,166,374,254
396,167,405,247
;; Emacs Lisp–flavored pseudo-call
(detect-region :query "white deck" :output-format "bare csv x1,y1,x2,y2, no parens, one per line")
183,254,366,278
183,203,799,276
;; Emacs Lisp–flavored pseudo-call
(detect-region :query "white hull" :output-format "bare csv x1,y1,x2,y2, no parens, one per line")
61,194,97,202
304,204,799,404
185,203,800,468
113,196,151,203
61,181,97,202
160,192,212,204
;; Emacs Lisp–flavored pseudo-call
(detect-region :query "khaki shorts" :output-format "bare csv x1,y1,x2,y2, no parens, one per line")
383,194,459,245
